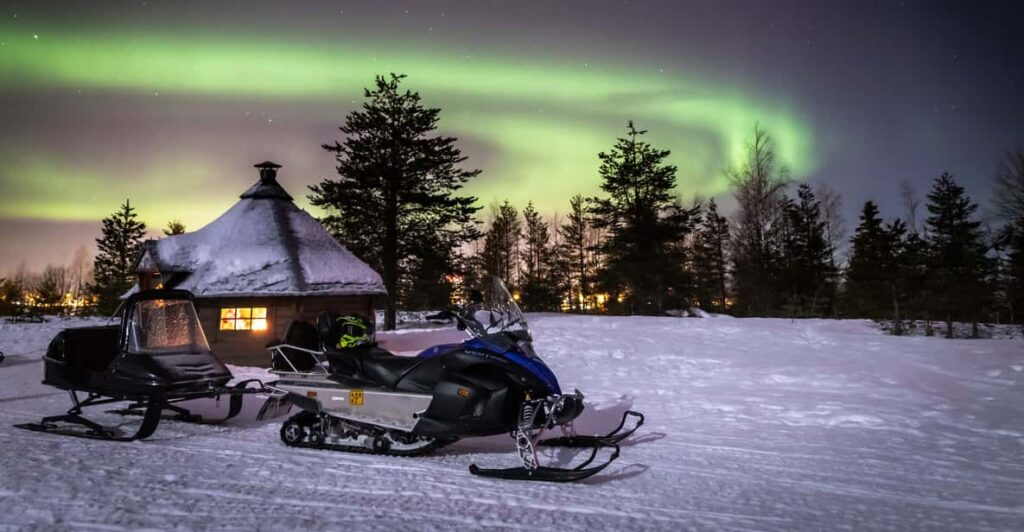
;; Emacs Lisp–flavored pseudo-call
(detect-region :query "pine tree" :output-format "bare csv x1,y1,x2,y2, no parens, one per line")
779,184,837,316
692,199,730,312
310,74,481,330
924,173,993,337
558,194,591,312
163,220,186,236
589,121,697,315
844,201,891,317
481,201,522,289
728,124,790,316
94,199,146,314
519,202,562,310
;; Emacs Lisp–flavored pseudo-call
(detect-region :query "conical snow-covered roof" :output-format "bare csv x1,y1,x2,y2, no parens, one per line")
135,162,386,298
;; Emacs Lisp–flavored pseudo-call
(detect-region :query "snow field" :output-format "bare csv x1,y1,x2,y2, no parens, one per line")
0,315,1022,530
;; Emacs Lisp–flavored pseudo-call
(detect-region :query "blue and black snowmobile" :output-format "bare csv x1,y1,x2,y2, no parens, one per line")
265,276,643,482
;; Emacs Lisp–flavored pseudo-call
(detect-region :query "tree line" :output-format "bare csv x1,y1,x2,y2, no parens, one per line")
309,74,1022,334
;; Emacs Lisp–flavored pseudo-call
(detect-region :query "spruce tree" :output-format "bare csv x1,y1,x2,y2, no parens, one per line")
844,201,891,317
589,121,697,315
163,220,186,236
924,173,993,337
310,74,481,330
94,199,146,314
481,201,522,289
558,194,591,312
779,184,837,316
520,202,562,310
692,199,730,312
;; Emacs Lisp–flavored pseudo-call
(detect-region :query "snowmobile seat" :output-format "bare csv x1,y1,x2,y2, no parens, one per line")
63,326,121,372
43,325,121,388
271,320,320,372
325,344,423,389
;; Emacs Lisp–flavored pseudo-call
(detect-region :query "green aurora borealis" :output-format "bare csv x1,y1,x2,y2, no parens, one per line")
0,23,814,227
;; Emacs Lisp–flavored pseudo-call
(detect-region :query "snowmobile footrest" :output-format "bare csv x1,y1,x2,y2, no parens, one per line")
540,410,644,448
468,444,620,482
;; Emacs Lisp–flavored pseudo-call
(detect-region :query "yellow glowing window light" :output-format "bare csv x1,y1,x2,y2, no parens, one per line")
220,307,268,331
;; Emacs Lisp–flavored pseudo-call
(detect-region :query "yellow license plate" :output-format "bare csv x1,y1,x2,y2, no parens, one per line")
348,389,364,406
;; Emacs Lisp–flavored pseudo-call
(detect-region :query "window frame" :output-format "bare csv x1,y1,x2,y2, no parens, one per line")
219,306,269,332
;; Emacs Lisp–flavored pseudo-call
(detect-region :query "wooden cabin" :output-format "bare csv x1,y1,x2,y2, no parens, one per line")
131,161,386,366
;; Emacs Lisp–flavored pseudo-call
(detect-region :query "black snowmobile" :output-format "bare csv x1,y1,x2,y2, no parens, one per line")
265,276,643,482
15,289,265,441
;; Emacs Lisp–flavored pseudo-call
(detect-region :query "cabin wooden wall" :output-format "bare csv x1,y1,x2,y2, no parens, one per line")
195,295,375,366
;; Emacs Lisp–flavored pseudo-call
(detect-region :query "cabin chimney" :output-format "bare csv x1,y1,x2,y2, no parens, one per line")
240,161,292,201
255,161,282,184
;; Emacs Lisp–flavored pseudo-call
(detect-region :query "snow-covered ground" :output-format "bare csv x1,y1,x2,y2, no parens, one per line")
1,315,1022,530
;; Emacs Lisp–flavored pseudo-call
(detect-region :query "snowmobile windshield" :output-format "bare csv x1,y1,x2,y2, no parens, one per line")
463,276,529,338
127,299,211,354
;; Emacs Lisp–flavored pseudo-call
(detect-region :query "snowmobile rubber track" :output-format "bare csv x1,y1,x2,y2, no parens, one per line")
279,412,454,457
284,437,453,457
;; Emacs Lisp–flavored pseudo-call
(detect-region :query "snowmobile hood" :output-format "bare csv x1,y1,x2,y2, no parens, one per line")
109,350,232,393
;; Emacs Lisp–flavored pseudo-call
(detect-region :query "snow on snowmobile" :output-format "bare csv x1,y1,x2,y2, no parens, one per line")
15,289,266,441
264,276,644,482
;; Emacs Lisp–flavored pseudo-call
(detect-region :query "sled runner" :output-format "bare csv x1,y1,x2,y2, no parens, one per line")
15,290,266,441
265,276,644,482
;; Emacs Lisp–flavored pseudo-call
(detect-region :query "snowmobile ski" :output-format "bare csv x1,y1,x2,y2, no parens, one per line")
15,391,164,441
539,410,645,448
468,443,621,482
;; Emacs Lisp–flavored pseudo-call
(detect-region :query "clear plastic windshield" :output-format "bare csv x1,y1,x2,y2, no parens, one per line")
462,276,529,338
128,299,211,354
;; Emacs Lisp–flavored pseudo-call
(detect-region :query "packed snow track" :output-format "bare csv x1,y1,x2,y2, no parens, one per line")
1,315,1022,530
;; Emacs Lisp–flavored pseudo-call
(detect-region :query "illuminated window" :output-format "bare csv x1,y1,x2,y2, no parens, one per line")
220,307,268,332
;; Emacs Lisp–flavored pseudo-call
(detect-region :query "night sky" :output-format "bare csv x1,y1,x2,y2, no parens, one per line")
1,1,1021,273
